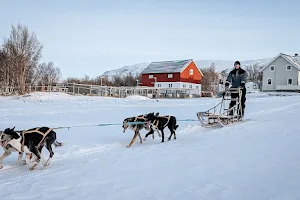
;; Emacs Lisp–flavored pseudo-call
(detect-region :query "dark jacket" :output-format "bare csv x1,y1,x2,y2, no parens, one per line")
226,68,247,88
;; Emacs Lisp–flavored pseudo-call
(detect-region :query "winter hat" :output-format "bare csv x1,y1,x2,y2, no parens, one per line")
234,61,241,66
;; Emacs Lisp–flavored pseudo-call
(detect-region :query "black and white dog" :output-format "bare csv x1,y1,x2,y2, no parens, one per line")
122,114,161,147
144,112,179,143
0,130,27,169
0,127,63,170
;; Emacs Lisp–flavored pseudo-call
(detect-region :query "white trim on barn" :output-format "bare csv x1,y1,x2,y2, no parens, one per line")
154,81,201,95
179,60,204,76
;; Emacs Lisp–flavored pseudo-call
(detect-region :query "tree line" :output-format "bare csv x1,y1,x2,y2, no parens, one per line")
0,24,264,95
65,72,141,87
0,24,141,95
0,24,61,94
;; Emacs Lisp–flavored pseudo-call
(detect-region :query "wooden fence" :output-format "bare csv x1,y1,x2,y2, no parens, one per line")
0,83,201,98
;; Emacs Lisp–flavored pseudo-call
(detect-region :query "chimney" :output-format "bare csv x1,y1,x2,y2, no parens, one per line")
295,53,298,56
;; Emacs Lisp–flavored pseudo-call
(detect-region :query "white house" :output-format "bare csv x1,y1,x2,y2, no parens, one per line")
259,53,300,91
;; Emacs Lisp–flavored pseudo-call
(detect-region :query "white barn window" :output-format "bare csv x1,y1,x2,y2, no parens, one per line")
168,74,173,78
149,75,153,79
189,69,194,75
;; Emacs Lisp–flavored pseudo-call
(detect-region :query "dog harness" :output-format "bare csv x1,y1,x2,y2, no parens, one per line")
152,116,171,128
21,128,53,152
132,116,147,131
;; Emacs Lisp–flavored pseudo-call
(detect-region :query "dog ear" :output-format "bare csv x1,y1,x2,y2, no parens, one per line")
12,126,15,131
155,112,159,116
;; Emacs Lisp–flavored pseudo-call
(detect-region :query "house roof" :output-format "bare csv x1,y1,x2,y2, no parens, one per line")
259,53,300,72
141,59,195,74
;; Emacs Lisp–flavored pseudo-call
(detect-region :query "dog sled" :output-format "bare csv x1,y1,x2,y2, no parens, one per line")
197,88,244,127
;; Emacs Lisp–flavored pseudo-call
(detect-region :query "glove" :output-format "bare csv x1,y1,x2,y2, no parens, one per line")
225,82,229,88
240,82,245,88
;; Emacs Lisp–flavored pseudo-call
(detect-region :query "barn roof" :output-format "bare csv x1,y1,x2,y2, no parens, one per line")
141,59,193,74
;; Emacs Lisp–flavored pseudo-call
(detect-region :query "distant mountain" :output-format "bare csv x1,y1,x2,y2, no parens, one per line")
101,58,272,80
101,63,149,80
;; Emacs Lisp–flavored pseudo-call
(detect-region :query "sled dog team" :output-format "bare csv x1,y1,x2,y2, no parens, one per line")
0,112,178,170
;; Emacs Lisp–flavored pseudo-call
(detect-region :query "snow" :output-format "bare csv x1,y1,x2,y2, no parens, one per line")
1,92,300,200
125,95,151,101
245,82,259,93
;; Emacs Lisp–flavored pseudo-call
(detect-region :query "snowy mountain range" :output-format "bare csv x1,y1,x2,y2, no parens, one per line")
101,58,272,80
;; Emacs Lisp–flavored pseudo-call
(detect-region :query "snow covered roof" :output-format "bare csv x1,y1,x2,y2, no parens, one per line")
141,59,193,74
259,53,300,72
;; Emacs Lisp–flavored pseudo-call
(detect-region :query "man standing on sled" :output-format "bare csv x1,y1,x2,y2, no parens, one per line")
225,61,247,117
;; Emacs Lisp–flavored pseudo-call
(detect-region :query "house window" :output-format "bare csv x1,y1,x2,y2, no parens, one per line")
169,84,172,88
183,84,186,88
286,65,292,71
189,85,192,88
189,69,194,75
270,65,275,71
149,75,153,79
196,86,199,89
267,78,272,85
168,74,173,78
287,78,293,85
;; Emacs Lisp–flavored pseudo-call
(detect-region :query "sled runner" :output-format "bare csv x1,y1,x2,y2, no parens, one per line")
197,88,244,127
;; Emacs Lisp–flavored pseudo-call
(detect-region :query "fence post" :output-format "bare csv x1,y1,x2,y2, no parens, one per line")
73,82,75,95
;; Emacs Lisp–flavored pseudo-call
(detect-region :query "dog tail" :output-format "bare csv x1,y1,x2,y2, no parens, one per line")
54,140,64,148
174,125,179,130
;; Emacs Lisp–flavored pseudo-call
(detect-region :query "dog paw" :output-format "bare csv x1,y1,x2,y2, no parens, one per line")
29,161,39,170
18,160,26,165
42,163,49,169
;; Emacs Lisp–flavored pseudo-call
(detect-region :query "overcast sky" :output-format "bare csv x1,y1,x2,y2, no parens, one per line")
1,0,300,78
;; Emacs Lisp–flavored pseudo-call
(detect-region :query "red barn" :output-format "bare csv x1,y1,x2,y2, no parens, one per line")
141,59,203,93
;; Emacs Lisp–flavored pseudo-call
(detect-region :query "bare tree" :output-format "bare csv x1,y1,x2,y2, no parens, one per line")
201,63,219,94
245,63,263,89
2,23,43,94
94,75,112,86
32,62,61,85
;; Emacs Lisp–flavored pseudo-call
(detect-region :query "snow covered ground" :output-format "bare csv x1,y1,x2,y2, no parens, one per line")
1,92,300,200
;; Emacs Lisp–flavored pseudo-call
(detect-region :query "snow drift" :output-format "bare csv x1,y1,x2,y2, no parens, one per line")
0,92,300,200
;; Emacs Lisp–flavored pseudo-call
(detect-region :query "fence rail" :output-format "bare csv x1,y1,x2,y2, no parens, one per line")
0,83,201,98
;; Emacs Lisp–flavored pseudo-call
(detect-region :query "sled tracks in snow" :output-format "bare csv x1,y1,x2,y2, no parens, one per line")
0,142,123,174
